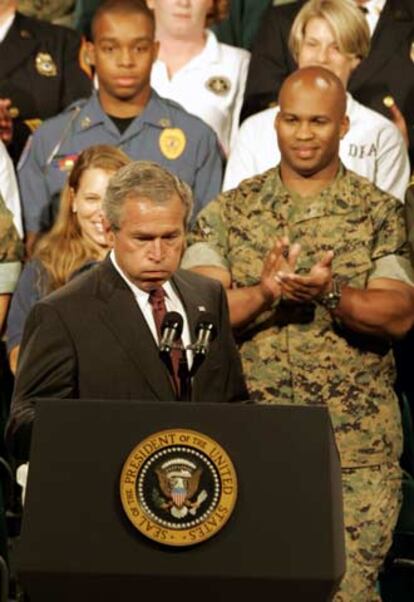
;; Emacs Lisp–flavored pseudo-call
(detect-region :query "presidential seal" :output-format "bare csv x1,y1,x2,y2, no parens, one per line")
159,128,186,160
120,429,238,546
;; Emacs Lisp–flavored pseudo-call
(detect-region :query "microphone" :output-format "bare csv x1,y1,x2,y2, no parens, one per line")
192,312,217,356
159,311,183,354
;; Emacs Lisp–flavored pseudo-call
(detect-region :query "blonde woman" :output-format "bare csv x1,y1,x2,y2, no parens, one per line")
148,0,250,155
6,144,130,373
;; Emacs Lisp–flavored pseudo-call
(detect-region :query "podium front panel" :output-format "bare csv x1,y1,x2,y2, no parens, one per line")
18,400,345,601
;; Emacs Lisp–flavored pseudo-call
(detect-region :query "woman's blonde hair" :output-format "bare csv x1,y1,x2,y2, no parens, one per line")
289,0,370,62
33,144,130,293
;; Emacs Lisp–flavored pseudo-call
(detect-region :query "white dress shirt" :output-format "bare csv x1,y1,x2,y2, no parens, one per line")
0,13,14,43
110,251,193,366
360,0,386,36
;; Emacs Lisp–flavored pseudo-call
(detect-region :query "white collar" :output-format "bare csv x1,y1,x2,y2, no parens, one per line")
109,250,176,302
155,29,221,74
0,12,15,43
360,0,386,15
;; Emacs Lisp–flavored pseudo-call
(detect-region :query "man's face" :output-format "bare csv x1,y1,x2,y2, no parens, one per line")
275,79,349,178
89,11,158,104
297,18,360,87
147,0,212,38
110,194,187,292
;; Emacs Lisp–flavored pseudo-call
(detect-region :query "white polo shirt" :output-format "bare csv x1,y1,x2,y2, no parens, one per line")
223,93,409,201
151,30,250,155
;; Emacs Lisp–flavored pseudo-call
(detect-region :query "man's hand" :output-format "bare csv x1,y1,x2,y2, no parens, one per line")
0,98,13,145
260,237,301,305
277,250,334,302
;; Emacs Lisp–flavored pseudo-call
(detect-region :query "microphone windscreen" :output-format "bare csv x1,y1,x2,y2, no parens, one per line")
195,312,217,339
161,311,184,337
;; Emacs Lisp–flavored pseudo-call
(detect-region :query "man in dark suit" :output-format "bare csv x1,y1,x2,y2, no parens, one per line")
0,0,92,163
6,161,248,464
241,0,414,161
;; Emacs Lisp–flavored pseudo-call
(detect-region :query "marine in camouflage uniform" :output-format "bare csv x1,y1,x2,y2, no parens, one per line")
183,164,414,601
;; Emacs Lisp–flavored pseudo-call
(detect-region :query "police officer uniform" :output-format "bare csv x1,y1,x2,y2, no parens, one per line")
0,11,92,162
18,90,223,234
224,93,410,201
151,30,250,155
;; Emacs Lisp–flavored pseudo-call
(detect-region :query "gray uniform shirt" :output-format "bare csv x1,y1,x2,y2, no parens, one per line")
19,90,223,233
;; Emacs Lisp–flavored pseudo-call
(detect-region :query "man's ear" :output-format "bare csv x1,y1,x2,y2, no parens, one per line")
86,41,96,67
153,40,160,62
339,114,350,140
103,217,115,248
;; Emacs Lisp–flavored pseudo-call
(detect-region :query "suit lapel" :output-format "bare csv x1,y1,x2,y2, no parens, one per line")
0,14,39,80
170,271,208,342
349,0,414,91
96,259,175,401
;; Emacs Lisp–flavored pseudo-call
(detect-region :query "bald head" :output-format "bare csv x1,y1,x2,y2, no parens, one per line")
279,66,347,118
275,66,349,182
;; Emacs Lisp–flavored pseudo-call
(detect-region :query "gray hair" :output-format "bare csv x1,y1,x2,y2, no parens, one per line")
103,161,194,230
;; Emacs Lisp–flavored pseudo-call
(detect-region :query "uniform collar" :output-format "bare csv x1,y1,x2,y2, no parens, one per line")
154,29,221,76
73,89,173,135
268,163,360,222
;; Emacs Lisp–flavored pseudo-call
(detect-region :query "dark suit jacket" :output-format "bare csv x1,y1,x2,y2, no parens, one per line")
241,0,414,161
0,12,92,162
6,259,248,462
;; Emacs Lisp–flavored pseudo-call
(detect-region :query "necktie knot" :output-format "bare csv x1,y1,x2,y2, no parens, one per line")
149,287,166,313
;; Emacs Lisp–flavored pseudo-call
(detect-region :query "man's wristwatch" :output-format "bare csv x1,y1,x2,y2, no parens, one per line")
318,276,342,310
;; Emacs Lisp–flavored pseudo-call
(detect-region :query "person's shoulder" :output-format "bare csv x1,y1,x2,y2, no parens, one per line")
239,106,278,133
31,97,91,139
342,167,401,206
216,40,250,63
40,260,102,308
349,95,401,134
230,166,278,195
15,11,82,44
153,92,219,139
175,268,222,293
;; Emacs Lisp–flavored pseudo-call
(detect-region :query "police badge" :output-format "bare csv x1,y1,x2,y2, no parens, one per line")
35,52,58,77
159,128,186,160
120,429,238,546
206,76,231,96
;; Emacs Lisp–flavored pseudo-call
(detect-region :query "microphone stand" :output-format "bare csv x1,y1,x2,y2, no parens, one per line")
178,353,191,402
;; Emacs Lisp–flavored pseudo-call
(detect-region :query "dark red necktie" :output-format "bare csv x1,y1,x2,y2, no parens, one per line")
149,287,183,397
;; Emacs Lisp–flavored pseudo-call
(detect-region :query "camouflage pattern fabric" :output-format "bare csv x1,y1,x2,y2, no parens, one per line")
185,165,412,599
186,165,414,468
335,462,402,601
0,192,23,294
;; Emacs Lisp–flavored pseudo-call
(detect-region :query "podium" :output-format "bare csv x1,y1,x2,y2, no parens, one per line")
17,400,345,601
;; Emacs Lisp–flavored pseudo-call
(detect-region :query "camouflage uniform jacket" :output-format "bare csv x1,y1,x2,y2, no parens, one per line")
0,192,24,294
185,165,414,468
